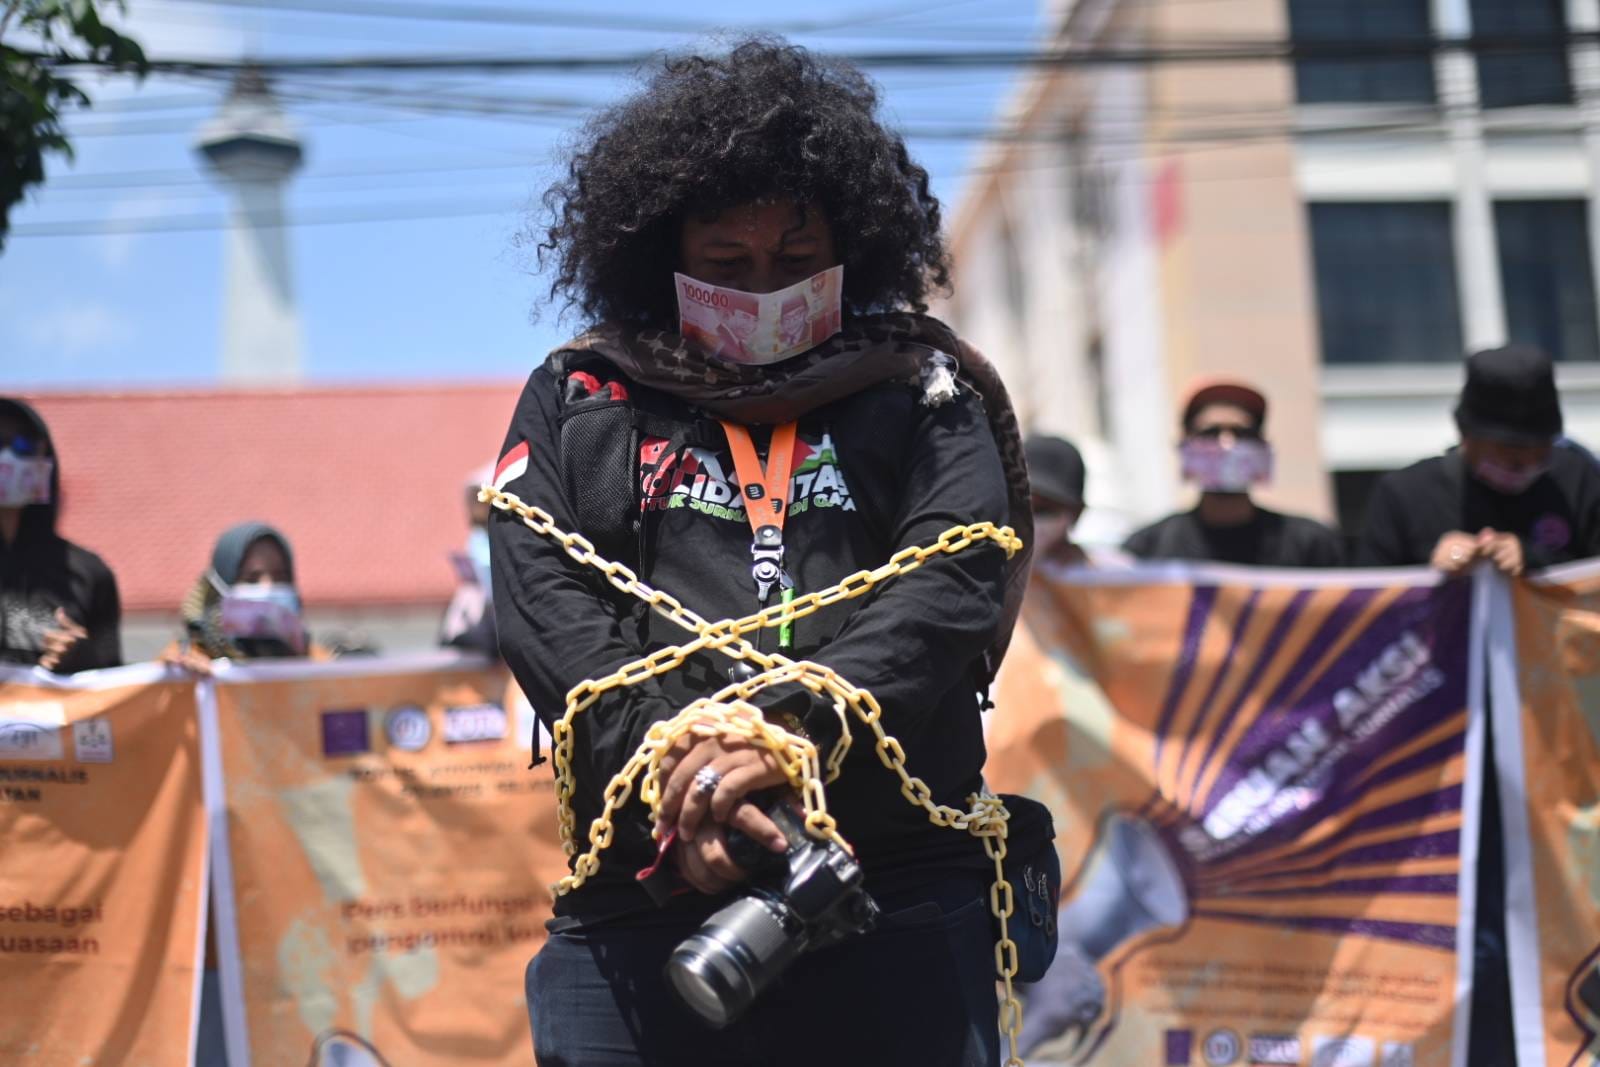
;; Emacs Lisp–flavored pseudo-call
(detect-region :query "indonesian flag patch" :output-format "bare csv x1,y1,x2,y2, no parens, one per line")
493,440,530,491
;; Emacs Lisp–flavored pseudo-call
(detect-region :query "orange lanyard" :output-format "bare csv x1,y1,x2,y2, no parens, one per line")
721,420,798,538
721,421,799,618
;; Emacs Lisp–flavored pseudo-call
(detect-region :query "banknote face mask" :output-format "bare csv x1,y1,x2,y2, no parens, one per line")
676,198,843,366
1180,437,1273,493
0,443,52,508
675,266,843,366
216,580,307,654
1464,438,1553,496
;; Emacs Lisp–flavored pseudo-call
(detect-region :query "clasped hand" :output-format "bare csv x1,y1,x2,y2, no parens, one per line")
656,724,792,895
1430,528,1524,576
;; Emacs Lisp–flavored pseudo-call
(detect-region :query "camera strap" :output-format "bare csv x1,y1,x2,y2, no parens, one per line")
721,420,799,649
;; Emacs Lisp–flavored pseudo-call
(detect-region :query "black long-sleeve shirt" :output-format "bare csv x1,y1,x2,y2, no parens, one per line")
1357,445,1600,568
491,360,1009,919
0,530,121,672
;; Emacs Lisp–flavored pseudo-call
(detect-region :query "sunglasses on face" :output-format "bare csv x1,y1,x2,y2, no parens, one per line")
0,435,40,456
1189,424,1262,441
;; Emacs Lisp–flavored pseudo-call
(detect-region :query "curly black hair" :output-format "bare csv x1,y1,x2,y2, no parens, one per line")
536,36,950,328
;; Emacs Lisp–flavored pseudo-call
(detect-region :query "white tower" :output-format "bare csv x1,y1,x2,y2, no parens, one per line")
196,68,305,383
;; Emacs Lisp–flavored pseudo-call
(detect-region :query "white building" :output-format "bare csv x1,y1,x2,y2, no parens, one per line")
944,0,1600,543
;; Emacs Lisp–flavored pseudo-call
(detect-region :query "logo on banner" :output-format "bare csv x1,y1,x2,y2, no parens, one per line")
1165,1029,1195,1065
0,701,66,761
1378,1043,1415,1067
1248,1034,1301,1065
383,706,431,752
320,709,371,757
1312,1036,1374,1067
72,718,114,763
443,704,506,744
1203,1029,1242,1066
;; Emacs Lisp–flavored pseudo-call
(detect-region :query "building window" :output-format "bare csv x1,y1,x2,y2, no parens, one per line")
1287,0,1435,104
1309,203,1464,364
1470,0,1572,108
1496,200,1599,362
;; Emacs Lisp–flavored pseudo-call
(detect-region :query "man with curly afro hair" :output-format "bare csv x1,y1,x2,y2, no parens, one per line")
492,36,1049,1067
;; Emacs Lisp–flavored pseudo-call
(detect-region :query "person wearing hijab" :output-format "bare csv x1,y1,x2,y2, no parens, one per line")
167,522,314,670
0,397,122,672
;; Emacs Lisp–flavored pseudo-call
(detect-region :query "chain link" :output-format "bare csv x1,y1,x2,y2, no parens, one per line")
484,485,1031,1065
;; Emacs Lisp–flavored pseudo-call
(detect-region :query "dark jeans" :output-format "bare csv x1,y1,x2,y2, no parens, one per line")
525,875,1001,1067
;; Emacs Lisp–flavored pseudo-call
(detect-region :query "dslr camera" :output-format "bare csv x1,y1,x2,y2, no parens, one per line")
663,791,879,1028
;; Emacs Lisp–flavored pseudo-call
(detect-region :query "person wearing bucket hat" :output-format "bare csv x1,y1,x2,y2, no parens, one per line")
1358,344,1600,574
1122,379,1344,568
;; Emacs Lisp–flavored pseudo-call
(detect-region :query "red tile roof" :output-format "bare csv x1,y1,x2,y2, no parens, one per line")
26,382,525,612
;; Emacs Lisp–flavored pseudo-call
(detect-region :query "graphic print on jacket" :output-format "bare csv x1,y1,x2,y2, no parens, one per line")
639,429,857,521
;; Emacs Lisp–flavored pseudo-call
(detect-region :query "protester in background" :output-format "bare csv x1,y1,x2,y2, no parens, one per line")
165,521,320,673
1358,344,1600,573
0,398,121,672
1356,343,1600,1067
1123,380,1343,567
439,462,498,657
1026,434,1125,569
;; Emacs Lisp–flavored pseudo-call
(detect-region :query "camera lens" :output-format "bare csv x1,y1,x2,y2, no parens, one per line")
664,896,800,1028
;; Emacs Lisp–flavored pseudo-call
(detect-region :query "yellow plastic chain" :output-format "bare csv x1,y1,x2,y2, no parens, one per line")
483,484,1031,1066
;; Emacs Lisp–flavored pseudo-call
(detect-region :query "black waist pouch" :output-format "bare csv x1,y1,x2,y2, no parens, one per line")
995,793,1059,983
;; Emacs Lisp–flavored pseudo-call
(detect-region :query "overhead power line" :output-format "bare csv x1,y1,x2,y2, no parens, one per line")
26,30,1599,77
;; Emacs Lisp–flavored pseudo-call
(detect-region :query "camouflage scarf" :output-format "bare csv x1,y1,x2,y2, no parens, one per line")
548,312,1033,678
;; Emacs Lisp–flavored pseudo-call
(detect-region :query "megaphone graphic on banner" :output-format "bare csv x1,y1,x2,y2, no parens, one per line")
305,1030,393,1067
1019,812,1190,1058
1568,947,1600,1064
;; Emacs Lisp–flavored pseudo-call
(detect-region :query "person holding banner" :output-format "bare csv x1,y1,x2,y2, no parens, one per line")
1358,344,1600,574
1122,380,1344,568
167,521,316,670
1357,342,1600,1066
0,398,122,673
492,37,1045,1066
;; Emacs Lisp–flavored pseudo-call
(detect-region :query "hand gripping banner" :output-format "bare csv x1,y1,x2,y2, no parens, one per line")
201,653,567,1067
0,664,208,1066
1497,560,1600,1067
986,566,1487,1067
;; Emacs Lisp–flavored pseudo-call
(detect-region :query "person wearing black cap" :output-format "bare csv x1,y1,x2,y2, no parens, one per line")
1027,435,1094,568
1358,344,1600,1067
1357,344,1600,573
1122,380,1344,568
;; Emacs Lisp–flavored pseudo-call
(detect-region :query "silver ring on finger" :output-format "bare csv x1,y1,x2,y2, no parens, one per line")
692,766,723,798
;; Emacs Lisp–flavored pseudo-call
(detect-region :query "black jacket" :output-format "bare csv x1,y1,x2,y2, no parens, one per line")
1124,506,1345,567
0,399,121,672
490,360,1009,920
1357,444,1600,568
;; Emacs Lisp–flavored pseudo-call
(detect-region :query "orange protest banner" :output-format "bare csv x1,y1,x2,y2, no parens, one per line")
1500,562,1600,1067
987,566,1479,1067
202,653,566,1066
0,664,208,1067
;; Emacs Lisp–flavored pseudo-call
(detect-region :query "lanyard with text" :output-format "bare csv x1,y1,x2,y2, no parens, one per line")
721,420,799,645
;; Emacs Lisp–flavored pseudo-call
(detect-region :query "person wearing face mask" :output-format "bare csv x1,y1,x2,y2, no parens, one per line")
440,463,499,657
1356,344,1600,1067
1122,381,1344,568
0,397,122,673
495,38,1044,1067
1026,434,1127,571
1357,344,1600,574
165,522,317,671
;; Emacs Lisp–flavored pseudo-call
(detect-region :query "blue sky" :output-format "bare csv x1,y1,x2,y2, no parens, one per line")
1,0,1042,390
